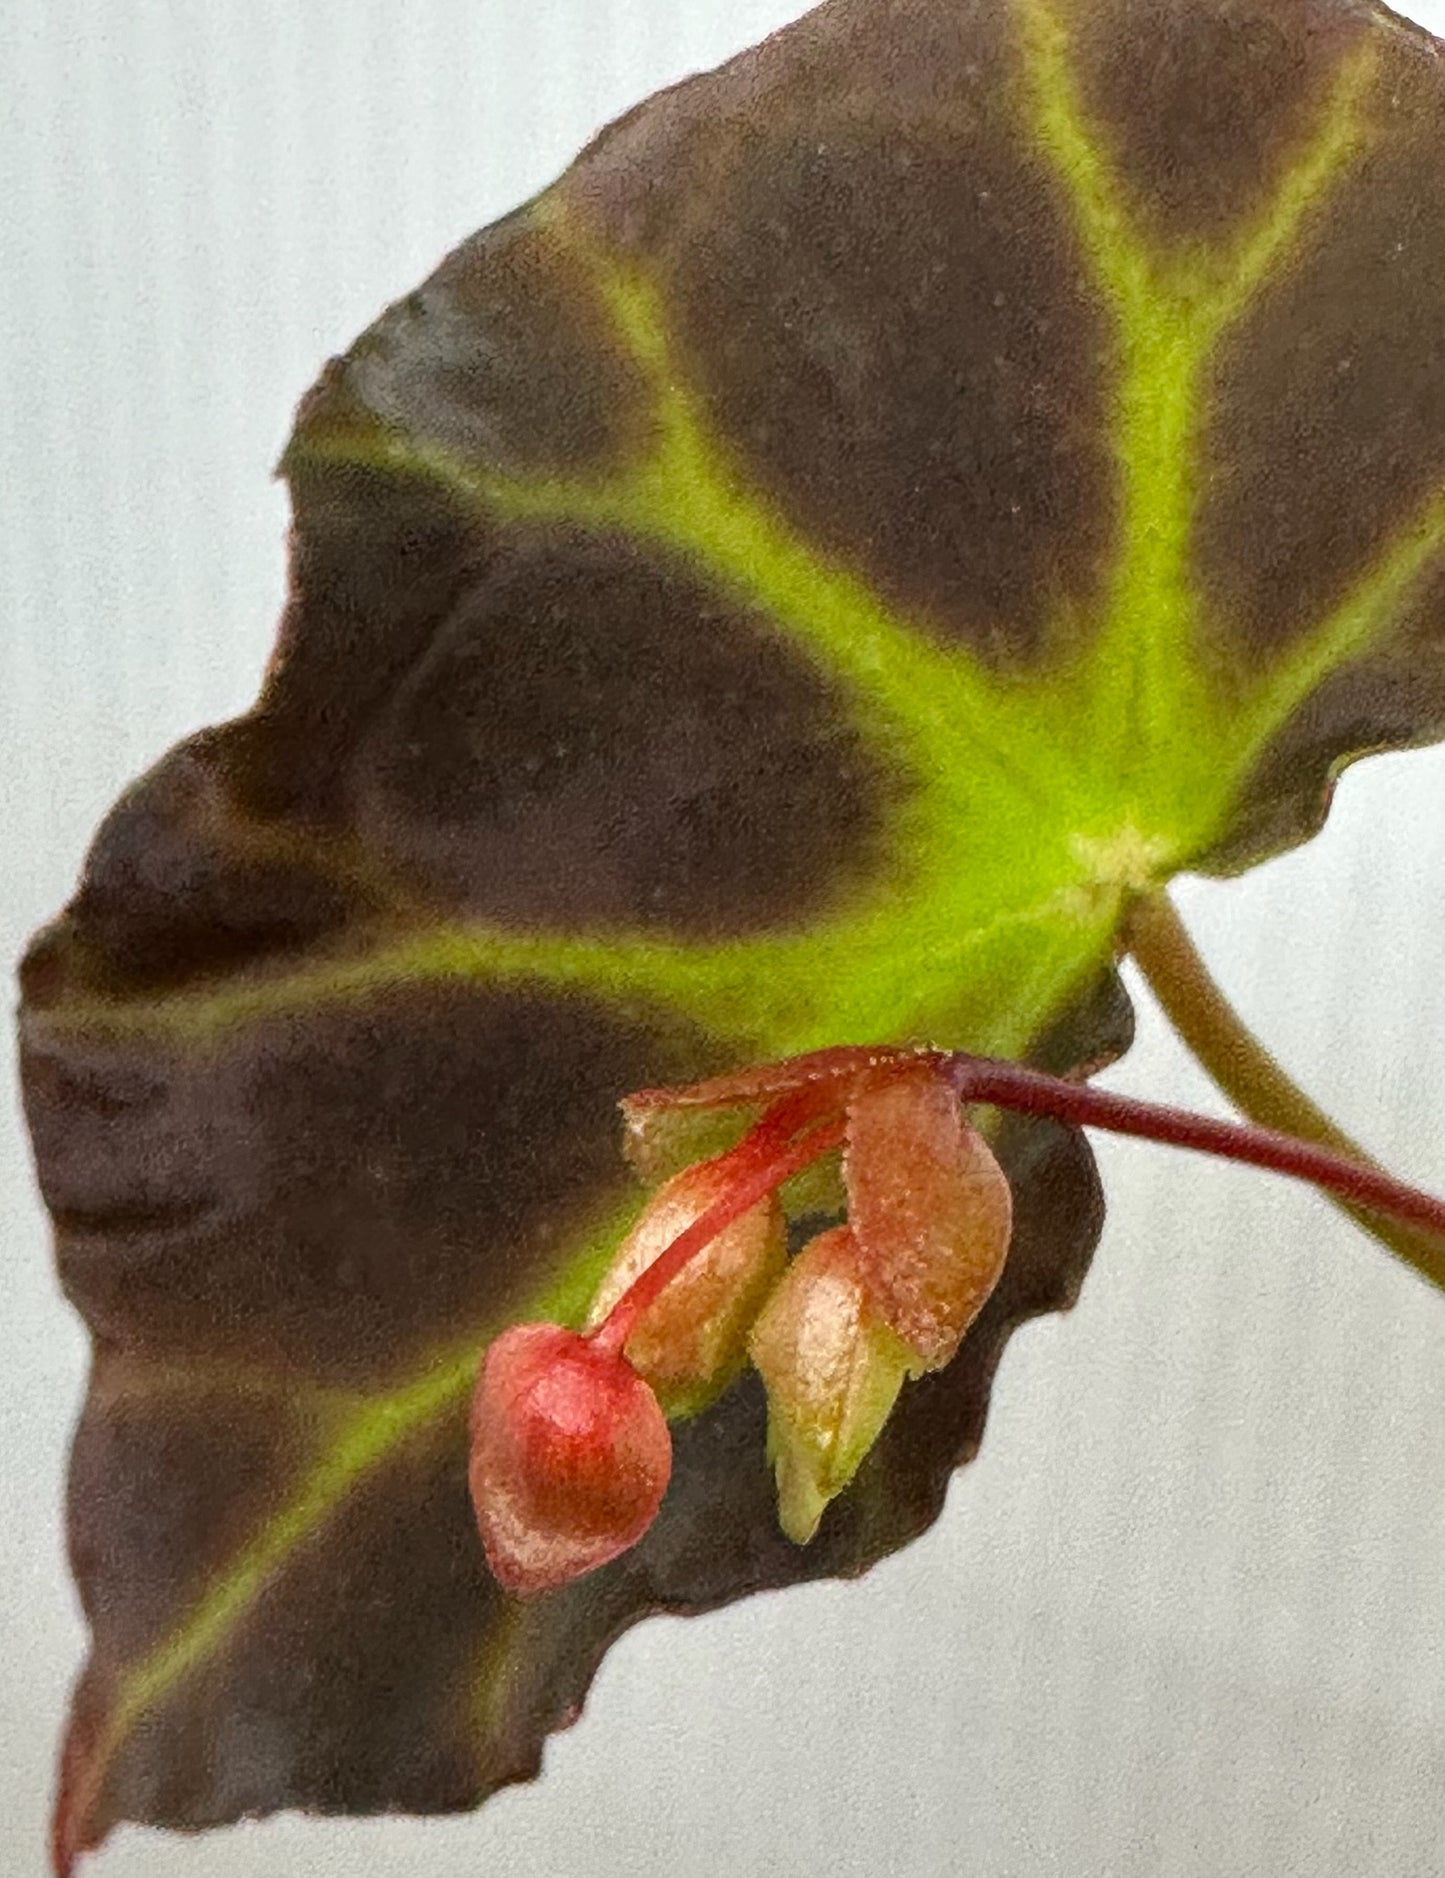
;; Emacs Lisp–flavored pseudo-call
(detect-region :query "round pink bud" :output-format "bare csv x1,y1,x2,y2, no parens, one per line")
468,1322,672,1596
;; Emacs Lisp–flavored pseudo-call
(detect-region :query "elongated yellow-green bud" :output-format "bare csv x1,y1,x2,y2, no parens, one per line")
748,1225,913,1544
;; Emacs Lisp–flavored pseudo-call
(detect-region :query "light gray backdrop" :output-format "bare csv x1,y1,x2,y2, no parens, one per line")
5,1,1445,1872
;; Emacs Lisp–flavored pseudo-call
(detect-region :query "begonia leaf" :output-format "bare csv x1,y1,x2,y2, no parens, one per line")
20,0,1445,1865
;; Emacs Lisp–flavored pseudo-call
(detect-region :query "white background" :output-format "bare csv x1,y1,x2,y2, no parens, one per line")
5,1,1445,1872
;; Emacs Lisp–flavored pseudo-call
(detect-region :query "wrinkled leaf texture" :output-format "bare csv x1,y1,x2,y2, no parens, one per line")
20,0,1445,1865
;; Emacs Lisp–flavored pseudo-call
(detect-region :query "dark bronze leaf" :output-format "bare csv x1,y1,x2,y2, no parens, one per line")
20,0,1445,1865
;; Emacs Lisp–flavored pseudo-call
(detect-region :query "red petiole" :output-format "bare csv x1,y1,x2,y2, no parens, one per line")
945,1053,1445,1242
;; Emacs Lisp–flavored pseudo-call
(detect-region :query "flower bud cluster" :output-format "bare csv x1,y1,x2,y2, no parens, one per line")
467,1047,1014,1593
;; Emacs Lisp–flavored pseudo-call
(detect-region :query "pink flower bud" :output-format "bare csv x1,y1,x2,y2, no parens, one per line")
468,1323,671,1596
585,1164,787,1417
844,1060,1013,1370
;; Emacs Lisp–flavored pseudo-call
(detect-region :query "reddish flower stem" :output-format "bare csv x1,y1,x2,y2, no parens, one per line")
1126,889,1445,1291
596,1048,1445,1354
945,1053,1445,1241
590,1115,847,1357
